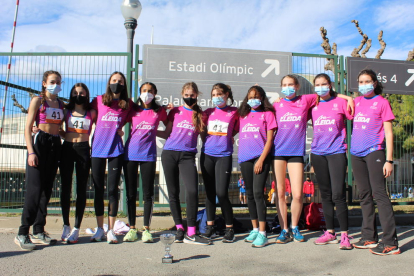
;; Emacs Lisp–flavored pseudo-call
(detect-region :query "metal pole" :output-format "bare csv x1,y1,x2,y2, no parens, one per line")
0,0,20,145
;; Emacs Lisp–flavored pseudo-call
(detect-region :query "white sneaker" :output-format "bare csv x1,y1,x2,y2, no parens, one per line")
107,229,118,244
90,227,105,242
66,228,80,244
61,225,71,241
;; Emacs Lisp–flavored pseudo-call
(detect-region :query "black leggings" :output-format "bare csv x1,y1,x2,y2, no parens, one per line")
240,157,271,222
60,141,91,229
351,151,398,246
161,150,198,227
311,153,348,232
19,131,61,235
91,155,123,217
200,153,233,225
124,160,155,227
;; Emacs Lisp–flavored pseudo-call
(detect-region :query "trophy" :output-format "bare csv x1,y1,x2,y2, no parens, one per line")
160,233,175,264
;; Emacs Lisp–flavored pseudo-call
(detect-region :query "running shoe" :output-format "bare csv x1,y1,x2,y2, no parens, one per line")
369,243,401,256
353,238,378,249
66,228,80,244
142,229,154,243
339,232,352,250
183,234,212,245
276,229,293,244
292,226,305,242
31,232,57,245
200,225,217,239
90,227,105,242
252,233,269,248
244,230,259,243
123,228,138,242
61,225,71,241
15,235,36,251
314,231,337,245
222,228,235,243
107,229,118,244
174,228,185,243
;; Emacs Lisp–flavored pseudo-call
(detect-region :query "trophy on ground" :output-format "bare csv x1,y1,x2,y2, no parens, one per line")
160,233,175,264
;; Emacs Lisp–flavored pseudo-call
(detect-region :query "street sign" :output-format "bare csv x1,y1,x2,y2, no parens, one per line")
347,57,414,95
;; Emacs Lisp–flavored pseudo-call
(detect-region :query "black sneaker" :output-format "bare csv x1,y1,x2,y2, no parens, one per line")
31,232,57,245
222,228,235,243
200,225,216,239
183,234,212,245
14,235,36,251
174,228,184,243
353,238,378,249
369,243,401,256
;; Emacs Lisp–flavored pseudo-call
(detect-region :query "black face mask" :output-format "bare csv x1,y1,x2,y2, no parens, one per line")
109,83,124,95
73,95,87,105
183,97,197,107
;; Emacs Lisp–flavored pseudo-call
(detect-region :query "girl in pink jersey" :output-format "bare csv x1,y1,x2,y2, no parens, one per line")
200,83,239,243
59,83,96,243
309,73,353,250
16,71,64,250
238,85,276,248
158,82,211,245
90,72,132,244
123,82,168,243
350,69,399,256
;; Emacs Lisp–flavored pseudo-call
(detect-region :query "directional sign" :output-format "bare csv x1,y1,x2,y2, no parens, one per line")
347,57,414,95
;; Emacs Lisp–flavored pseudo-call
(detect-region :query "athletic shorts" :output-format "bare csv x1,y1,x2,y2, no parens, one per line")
285,192,290,196
304,193,312,197
240,192,246,196
274,156,304,163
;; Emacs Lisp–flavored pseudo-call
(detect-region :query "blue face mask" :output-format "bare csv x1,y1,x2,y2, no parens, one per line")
247,99,261,109
315,86,330,97
212,96,225,107
281,86,295,97
358,84,375,95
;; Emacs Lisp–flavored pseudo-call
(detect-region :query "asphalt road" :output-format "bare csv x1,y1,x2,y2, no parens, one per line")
0,226,413,276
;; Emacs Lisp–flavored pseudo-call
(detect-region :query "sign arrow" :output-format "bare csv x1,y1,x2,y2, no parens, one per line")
261,59,280,78
405,69,414,87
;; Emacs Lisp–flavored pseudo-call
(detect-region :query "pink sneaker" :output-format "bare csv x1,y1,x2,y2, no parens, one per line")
314,231,338,245
339,233,353,250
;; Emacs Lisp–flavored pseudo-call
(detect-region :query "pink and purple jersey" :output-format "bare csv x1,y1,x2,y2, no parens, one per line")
238,110,277,163
90,95,132,158
164,106,200,153
124,106,167,162
351,95,394,157
311,97,353,155
273,94,317,156
202,106,239,157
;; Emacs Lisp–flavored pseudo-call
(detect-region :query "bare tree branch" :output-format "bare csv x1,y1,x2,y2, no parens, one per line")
407,48,414,61
375,30,386,59
320,27,336,72
351,20,369,57
361,39,372,58
11,94,28,114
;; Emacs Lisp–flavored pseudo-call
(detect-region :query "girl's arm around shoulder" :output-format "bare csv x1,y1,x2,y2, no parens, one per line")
336,94,355,116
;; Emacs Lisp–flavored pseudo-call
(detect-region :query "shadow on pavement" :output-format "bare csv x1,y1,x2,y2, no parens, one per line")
175,254,210,263
0,250,32,258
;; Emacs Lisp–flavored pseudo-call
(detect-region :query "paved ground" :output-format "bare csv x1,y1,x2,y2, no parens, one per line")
0,216,413,275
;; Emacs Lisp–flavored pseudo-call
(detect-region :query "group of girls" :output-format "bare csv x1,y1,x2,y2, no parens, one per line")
16,68,400,256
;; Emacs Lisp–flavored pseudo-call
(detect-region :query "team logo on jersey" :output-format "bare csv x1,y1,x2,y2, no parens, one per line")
260,114,265,120
354,112,370,123
295,124,299,128
332,103,338,111
280,112,301,122
153,112,158,118
135,112,141,116
370,102,378,109
280,103,284,107
135,121,155,130
314,115,335,126
296,99,303,107
362,125,366,129
254,134,258,138
226,110,232,117
177,120,195,131
179,111,183,115
242,123,260,132
357,102,360,107
211,111,215,116
328,127,333,131
188,132,192,136
101,112,121,122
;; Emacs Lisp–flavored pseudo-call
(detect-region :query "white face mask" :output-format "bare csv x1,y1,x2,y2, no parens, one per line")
140,92,154,104
46,84,62,95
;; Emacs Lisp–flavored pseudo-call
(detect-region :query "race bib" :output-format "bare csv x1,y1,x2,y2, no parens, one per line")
45,107,64,124
207,119,228,136
68,117,91,134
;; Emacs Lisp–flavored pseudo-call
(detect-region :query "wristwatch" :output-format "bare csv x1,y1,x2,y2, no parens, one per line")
386,160,394,164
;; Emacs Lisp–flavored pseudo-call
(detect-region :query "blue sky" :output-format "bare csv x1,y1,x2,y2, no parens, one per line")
0,0,413,60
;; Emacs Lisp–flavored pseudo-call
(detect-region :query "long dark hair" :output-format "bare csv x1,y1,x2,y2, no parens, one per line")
102,71,129,110
40,70,62,112
313,73,336,105
357,69,383,95
136,82,161,112
182,82,204,133
211,83,234,106
238,85,274,117
65,83,91,111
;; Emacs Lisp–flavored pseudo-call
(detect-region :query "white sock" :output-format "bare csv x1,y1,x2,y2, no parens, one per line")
259,231,266,237
253,228,259,232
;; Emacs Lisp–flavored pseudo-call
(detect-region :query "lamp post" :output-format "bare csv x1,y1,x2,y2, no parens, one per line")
120,0,142,212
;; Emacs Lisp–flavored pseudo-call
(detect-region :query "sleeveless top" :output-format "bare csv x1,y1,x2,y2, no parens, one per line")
35,98,64,125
